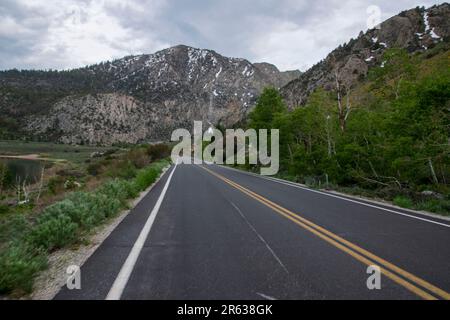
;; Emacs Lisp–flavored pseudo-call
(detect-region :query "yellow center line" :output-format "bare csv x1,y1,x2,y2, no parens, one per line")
200,165,450,300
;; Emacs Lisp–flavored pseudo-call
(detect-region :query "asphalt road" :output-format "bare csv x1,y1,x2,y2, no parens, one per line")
55,163,450,300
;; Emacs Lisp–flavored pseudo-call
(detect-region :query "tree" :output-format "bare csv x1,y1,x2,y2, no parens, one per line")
249,87,287,130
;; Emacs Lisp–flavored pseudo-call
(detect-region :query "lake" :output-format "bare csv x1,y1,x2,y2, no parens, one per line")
0,158,46,185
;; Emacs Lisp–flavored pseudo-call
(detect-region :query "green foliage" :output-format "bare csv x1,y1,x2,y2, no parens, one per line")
393,196,414,208
27,215,78,251
249,87,287,130
107,160,137,179
0,204,10,215
0,162,13,191
97,179,138,204
0,244,47,294
0,215,29,244
243,49,449,215
86,161,103,176
0,158,168,295
134,167,160,191
417,198,450,216
47,176,65,194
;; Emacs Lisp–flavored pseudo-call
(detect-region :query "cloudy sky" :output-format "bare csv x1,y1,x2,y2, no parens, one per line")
0,0,443,71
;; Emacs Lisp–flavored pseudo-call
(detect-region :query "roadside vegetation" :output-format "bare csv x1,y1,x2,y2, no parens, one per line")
232,45,450,216
0,142,171,296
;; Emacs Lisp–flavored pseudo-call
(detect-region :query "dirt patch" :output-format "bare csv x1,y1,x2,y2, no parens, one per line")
0,154,64,162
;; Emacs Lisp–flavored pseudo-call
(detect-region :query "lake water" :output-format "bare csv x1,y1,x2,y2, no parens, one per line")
0,158,45,185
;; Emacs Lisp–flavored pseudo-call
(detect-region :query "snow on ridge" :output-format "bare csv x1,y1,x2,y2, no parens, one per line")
424,11,431,32
241,65,254,77
215,67,222,79
430,29,441,39
423,10,441,40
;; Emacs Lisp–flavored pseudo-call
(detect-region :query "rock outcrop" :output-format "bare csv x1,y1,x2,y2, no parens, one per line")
1,45,299,144
281,4,450,107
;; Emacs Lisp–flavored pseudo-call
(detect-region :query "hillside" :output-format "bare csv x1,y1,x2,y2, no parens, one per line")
281,3,450,107
0,45,300,144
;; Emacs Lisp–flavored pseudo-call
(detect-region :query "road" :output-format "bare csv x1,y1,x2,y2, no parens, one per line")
55,163,450,300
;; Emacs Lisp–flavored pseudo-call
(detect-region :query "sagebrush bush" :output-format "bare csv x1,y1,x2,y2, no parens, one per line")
64,194,106,227
97,179,137,204
27,215,78,251
0,159,168,295
0,244,47,294
134,167,159,191
0,215,30,244
107,160,137,179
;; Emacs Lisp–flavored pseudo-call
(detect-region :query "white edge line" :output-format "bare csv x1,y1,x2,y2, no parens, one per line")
106,164,177,300
216,165,450,229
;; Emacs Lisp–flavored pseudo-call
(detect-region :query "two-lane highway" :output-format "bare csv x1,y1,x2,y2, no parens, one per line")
56,164,450,300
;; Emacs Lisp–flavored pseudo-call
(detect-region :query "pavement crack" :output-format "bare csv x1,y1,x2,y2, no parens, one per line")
229,201,289,275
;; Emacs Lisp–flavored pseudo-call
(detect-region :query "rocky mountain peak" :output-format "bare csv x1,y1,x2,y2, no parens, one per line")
281,3,450,107
1,44,300,144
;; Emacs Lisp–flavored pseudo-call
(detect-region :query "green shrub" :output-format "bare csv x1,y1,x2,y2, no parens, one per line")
0,159,168,295
87,162,102,176
107,160,137,179
39,192,122,231
0,215,30,243
393,195,413,209
134,167,159,191
62,195,105,228
27,215,78,251
0,244,47,294
417,199,450,216
97,179,138,202
47,176,65,194
0,204,10,215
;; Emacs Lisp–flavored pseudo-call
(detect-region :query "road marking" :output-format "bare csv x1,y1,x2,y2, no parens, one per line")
230,201,289,274
106,164,177,300
219,165,450,228
201,166,450,300
256,292,277,300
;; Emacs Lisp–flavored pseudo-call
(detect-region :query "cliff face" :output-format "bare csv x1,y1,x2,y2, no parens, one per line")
281,4,450,107
1,45,299,144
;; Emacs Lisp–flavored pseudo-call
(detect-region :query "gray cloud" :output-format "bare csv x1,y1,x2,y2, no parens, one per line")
0,0,444,71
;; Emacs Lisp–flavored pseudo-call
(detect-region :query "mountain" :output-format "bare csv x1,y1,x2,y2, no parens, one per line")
281,3,450,107
1,3,449,145
0,45,300,145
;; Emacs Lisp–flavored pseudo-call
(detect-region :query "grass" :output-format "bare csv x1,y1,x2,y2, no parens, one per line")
0,158,170,296
393,196,414,209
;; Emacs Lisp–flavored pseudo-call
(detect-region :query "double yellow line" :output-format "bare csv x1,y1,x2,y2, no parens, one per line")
201,166,450,300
